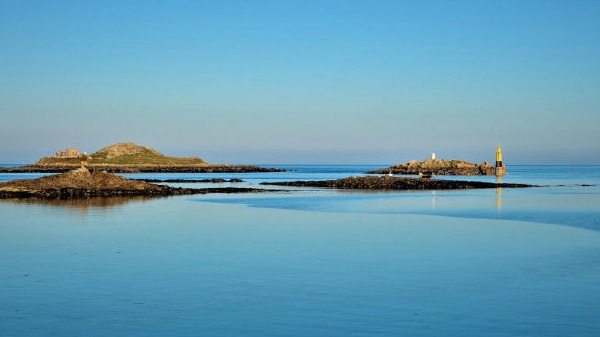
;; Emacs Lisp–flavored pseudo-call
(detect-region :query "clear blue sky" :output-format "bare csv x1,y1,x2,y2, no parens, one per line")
1,0,599,164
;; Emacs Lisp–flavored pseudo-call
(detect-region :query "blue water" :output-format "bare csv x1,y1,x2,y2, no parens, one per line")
1,165,600,336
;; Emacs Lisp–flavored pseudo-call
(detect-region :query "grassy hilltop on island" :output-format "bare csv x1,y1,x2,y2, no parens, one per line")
35,142,207,166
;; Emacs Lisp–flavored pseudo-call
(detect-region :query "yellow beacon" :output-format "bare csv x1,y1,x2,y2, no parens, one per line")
495,146,507,176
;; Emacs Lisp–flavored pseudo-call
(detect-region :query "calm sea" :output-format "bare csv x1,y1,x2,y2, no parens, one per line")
1,165,600,336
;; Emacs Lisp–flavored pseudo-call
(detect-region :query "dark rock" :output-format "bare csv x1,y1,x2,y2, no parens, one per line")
262,176,536,190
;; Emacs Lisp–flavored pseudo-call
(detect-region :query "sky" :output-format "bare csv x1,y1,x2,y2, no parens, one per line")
1,0,599,164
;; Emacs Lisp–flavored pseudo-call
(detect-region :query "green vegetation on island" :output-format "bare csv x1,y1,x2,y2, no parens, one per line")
35,142,206,166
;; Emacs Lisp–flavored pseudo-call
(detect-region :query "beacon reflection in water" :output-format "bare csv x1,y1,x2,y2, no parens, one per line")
496,175,503,210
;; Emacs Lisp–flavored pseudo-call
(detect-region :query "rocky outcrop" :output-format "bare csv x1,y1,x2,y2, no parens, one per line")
262,176,534,190
0,167,274,199
55,147,87,159
368,159,497,176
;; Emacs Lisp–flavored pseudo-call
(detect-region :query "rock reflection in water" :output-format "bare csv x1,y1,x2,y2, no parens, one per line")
1,196,156,221
1,196,152,209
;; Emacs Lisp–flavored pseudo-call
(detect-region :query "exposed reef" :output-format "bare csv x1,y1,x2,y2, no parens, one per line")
0,167,274,199
368,158,497,176
262,176,535,190
133,178,244,183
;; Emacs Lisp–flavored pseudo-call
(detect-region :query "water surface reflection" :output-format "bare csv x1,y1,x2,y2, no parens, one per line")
2,196,152,208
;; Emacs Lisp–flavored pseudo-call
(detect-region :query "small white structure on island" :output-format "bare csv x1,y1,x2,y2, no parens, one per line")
431,152,436,160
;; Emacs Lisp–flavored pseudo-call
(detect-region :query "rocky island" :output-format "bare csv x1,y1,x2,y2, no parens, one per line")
0,142,283,173
0,167,270,199
368,157,497,176
262,176,534,190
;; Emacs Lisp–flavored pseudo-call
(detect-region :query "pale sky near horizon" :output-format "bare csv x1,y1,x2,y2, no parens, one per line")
1,0,599,164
